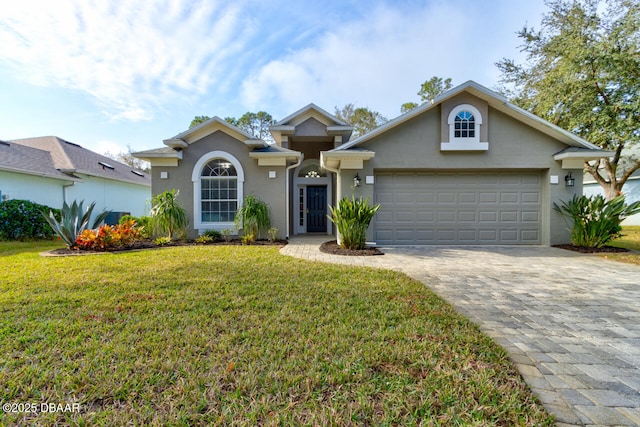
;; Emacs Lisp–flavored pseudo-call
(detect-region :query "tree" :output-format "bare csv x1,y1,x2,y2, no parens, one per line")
149,189,188,240
190,115,211,128
400,102,419,114
401,76,453,114
104,145,150,173
418,76,453,102
234,194,271,243
190,112,276,143
496,0,640,200
334,104,388,138
225,111,276,142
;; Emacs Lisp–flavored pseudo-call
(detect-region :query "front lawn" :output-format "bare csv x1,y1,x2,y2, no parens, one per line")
0,242,553,426
600,226,640,265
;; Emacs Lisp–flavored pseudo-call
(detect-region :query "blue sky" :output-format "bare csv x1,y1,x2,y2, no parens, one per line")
0,0,548,156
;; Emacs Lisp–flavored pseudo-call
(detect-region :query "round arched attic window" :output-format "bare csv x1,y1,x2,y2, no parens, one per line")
298,163,326,178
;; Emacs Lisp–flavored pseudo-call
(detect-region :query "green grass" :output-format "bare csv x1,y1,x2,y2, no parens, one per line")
0,241,553,426
601,226,640,265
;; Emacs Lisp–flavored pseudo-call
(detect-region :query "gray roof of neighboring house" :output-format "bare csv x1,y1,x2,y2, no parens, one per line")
0,139,77,181
7,136,151,186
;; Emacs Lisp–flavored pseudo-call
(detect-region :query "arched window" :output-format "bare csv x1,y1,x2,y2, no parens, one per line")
200,159,238,223
442,104,488,151
192,151,244,231
298,162,326,178
454,111,475,138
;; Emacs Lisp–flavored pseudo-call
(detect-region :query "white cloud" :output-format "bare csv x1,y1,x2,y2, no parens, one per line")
0,0,253,121
94,140,128,157
240,1,547,119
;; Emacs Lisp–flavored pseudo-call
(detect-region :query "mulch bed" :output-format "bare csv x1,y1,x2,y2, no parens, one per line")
43,239,288,257
319,240,384,256
552,244,629,254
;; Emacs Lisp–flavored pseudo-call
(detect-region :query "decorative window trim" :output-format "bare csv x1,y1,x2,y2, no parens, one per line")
441,104,488,151
192,151,244,232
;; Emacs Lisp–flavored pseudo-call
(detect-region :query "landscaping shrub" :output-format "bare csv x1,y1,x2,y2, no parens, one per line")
119,214,153,238
554,194,640,248
0,199,59,240
267,226,278,242
194,235,213,244
150,190,188,240
202,229,222,240
235,195,270,243
43,200,110,248
154,236,172,246
75,220,141,251
328,196,380,250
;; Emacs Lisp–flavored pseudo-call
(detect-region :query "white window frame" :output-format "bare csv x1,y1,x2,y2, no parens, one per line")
441,104,488,151
192,151,244,232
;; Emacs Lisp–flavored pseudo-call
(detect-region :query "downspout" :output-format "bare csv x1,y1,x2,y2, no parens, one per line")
62,181,75,204
285,154,303,239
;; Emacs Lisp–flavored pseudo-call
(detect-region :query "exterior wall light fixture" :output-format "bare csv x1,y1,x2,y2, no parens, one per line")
565,172,575,187
354,173,362,187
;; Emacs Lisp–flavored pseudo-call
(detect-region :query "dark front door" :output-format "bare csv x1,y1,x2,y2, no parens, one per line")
306,185,327,232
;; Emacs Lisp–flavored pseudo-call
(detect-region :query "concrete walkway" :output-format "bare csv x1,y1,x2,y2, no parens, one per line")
281,237,640,427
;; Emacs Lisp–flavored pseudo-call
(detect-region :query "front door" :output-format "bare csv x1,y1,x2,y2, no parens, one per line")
306,185,327,232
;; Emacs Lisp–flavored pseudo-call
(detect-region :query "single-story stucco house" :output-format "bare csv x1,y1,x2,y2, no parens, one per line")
0,136,151,221
134,81,612,245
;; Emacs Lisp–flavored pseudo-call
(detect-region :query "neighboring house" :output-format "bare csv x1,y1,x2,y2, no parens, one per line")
134,81,611,245
583,171,640,225
1,136,151,221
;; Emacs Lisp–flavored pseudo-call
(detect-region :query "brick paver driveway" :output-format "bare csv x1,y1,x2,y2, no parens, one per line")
282,239,640,426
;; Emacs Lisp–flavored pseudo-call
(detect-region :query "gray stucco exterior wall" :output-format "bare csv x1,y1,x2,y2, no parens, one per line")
151,130,288,239
337,102,582,245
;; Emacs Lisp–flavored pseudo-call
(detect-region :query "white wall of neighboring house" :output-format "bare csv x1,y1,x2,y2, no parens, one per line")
584,178,640,225
1,170,150,218
0,170,66,208
65,174,150,217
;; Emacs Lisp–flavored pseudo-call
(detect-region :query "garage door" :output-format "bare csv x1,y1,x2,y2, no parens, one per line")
374,171,542,245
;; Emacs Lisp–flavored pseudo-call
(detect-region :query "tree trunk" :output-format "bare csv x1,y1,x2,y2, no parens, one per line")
602,182,621,201
585,159,619,201
585,157,640,201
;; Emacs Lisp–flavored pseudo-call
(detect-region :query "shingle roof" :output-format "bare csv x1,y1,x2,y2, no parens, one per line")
8,136,150,186
0,139,77,181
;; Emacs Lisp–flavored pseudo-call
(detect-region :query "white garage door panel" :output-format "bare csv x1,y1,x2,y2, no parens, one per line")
374,171,542,245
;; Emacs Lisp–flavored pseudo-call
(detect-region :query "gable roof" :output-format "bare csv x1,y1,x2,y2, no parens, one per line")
163,116,265,149
332,80,602,152
273,103,350,127
270,103,353,145
9,136,150,186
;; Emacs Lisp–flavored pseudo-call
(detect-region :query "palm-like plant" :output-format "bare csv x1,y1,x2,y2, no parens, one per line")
42,200,110,248
149,189,189,240
554,194,640,248
234,195,270,243
328,197,380,250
